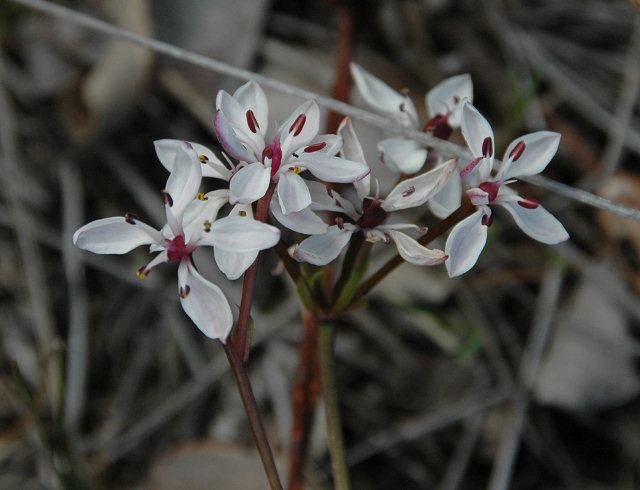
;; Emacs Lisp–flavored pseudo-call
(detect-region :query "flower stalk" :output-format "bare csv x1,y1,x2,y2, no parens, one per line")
319,322,351,490
223,340,283,490
287,310,321,490
234,184,276,362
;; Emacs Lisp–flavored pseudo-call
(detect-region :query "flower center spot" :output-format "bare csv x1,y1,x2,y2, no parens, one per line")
357,198,388,229
166,235,192,261
478,181,501,202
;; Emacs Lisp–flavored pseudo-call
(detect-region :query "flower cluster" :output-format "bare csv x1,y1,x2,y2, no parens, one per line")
74,71,568,339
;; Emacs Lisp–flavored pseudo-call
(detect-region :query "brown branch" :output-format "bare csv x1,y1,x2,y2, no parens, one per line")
233,185,276,363
287,310,322,490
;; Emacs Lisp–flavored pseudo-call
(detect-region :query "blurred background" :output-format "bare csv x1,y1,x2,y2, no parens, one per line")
1,0,640,488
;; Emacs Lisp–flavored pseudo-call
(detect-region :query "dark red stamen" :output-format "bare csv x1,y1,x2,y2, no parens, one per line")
482,137,493,158
509,141,526,161
167,235,191,261
478,181,501,202
289,114,306,136
303,142,327,153
162,191,173,207
125,212,138,225
481,214,493,226
402,186,416,197
335,217,344,230
517,198,540,209
179,285,191,299
246,110,259,133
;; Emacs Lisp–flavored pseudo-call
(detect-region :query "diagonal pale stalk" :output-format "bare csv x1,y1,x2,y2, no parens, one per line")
223,340,283,490
233,184,276,363
319,322,351,490
342,200,476,313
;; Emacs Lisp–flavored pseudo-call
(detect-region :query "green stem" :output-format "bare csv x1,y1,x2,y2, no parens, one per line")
319,323,351,490
223,341,283,490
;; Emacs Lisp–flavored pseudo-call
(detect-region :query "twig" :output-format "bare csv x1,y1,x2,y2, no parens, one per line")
437,415,484,490
223,340,284,490
346,386,513,466
0,50,59,412
58,160,90,435
600,17,640,174
487,262,566,490
8,0,640,221
319,322,351,490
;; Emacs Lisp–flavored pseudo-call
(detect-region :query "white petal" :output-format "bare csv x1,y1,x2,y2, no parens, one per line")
215,90,264,155
192,143,232,180
279,100,320,157
350,63,418,127
155,139,231,181
299,153,370,183
429,172,462,218
270,196,328,234
213,109,256,162
73,217,161,254
461,102,494,161
498,200,569,244
445,209,488,277
215,248,258,280
378,138,428,174
499,131,561,180
382,158,457,212
277,171,312,214
164,142,203,221
178,261,233,341
229,162,271,204
291,225,354,266
198,216,280,252
386,230,447,266
154,139,183,172
306,181,344,212
182,190,230,244
234,80,269,134
426,74,473,127
337,117,370,200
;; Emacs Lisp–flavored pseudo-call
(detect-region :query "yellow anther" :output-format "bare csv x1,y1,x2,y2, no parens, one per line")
203,220,212,232
291,166,302,174
238,210,247,217
197,192,207,201
136,267,148,279
198,154,209,163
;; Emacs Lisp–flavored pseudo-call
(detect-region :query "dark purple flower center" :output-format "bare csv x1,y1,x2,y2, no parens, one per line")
423,114,453,140
357,198,388,229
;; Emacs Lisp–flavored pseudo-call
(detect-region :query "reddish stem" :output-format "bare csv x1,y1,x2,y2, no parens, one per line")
233,184,276,363
287,310,322,490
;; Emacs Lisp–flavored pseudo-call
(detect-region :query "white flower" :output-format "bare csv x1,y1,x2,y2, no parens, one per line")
73,142,281,340
350,63,472,218
290,118,456,266
213,81,370,215
445,102,569,278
